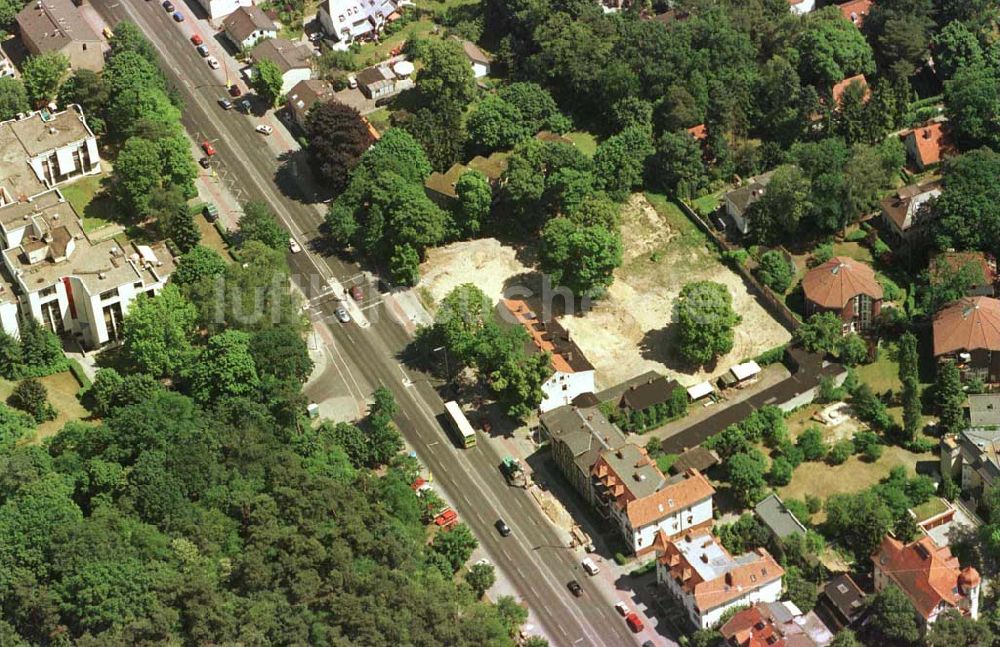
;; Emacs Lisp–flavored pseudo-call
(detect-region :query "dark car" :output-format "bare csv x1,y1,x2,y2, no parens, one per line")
494,519,511,537
162,1,174,10
172,11,185,22
567,580,583,597
228,84,242,97
349,285,364,301
240,99,252,112
641,642,655,647
198,157,211,169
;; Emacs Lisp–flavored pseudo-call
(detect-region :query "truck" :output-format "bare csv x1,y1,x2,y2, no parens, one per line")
501,456,526,487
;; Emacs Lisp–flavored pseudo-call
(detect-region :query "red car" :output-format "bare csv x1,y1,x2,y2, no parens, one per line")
228,84,242,97
625,613,644,633
190,34,203,46
201,140,216,156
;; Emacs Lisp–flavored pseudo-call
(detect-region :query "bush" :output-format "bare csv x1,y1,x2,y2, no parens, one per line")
8,377,56,423
755,345,787,366
904,436,936,454
769,456,794,485
844,228,867,242
805,494,823,514
722,249,749,267
66,359,91,389
812,242,834,265
817,374,845,403
614,552,628,566
797,426,828,461
827,439,853,465
877,273,903,301
757,250,795,293
871,236,891,257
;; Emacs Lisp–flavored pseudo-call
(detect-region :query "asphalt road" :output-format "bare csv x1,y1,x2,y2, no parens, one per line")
90,1,646,645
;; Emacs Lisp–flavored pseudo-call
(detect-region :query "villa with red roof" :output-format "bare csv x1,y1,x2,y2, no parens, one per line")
873,535,980,628
933,296,1000,382
497,299,596,412
802,256,883,333
903,122,955,170
591,443,715,555
655,528,784,629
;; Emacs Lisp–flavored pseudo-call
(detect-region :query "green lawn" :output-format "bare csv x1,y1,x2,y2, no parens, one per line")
59,172,118,233
912,497,948,522
691,191,723,216
855,344,902,393
831,241,874,264
195,213,233,260
565,131,598,157
367,107,392,134
2,372,92,444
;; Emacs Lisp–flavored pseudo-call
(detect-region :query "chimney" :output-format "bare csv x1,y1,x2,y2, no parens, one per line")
616,449,624,459
725,572,734,586
700,553,708,563
923,128,932,139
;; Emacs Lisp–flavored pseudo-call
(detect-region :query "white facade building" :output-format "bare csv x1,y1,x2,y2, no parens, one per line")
319,0,398,44
222,5,278,51
195,0,253,20
251,38,314,95
655,529,784,629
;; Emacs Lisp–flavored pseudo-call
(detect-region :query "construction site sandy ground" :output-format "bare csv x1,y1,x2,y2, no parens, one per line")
418,194,792,389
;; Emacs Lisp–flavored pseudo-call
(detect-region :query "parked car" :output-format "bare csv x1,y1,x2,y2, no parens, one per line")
102,27,114,39
203,203,219,222
228,84,242,97
349,285,363,301
201,140,216,156
614,601,629,616
190,34,203,46
582,558,600,576
207,57,220,70
162,1,174,10
567,580,583,597
218,98,233,110
625,613,644,633
172,11,184,21
240,99,251,112
494,519,511,537
334,306,350,323
255,124,272,135
347,75,357,89
198,157,211,169
197,44,209,57
288,238,301,253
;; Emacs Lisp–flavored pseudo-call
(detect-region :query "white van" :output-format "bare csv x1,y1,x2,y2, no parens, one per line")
582,558,600,576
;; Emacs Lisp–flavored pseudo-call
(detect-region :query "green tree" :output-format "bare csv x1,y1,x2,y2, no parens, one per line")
238,201,286,250
649,131,707,198
172,246,227,286
121,284,197,378
389,243,421,287
249,326,313,383
747,165,811,244
108,21,158,61
8,378,55,423
926,610,993,647
163,202,201,253
726,449,768,507
675,281,741,366
592,126,654,201
454,170,492,237
431,523,478,572
497,82,566,133
57,70,109,133
936,360,965,435
415,40,476,113
466,95,530,154
794,312,843,354
945,62,1000,152
836,333,868,366
898,333,921,442
539,217,622,298
495,595,529,639
0,78,29,121
830,630,861,647
0,402,34,452
21,52,69,106
825,489,893,560
867,585,921,645
304,100,372,195
251,59,284,107
796,7,874,85
932,21,984,82
757,251,794,293
113,137,162,217
187,330,260,404
769,456,794,486
932,149,1000,255
467,562,496,598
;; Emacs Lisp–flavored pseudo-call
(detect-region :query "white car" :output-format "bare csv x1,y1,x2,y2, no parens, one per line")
207,56,220,70
255,124,273,135
289,238,301,253
582,557,600,576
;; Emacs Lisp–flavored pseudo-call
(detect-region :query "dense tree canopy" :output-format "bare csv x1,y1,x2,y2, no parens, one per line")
305,101,373,195
675,281,741,366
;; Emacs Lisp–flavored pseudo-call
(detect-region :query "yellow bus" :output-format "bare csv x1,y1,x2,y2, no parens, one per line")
444,400,476,448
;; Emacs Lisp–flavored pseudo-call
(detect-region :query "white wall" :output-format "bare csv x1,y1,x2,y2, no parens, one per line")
0,300,19,338
197,0,253,20
630,497,713,553
281,68,313,96
657,560,782,629
471,61,489,78
726,196,750,235
235,29,277,51
789,0,815,14
540,370,595,413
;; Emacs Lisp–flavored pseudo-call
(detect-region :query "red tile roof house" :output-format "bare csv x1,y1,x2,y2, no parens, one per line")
720,600,834,647
831,74,870,107
497,299,596,412
590,443,715,555
873,535,980,629
838,0,873,28
931,251,997,298
654,528,784,629
933,296,1000,383
802,256,883,333
903,122,956,171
